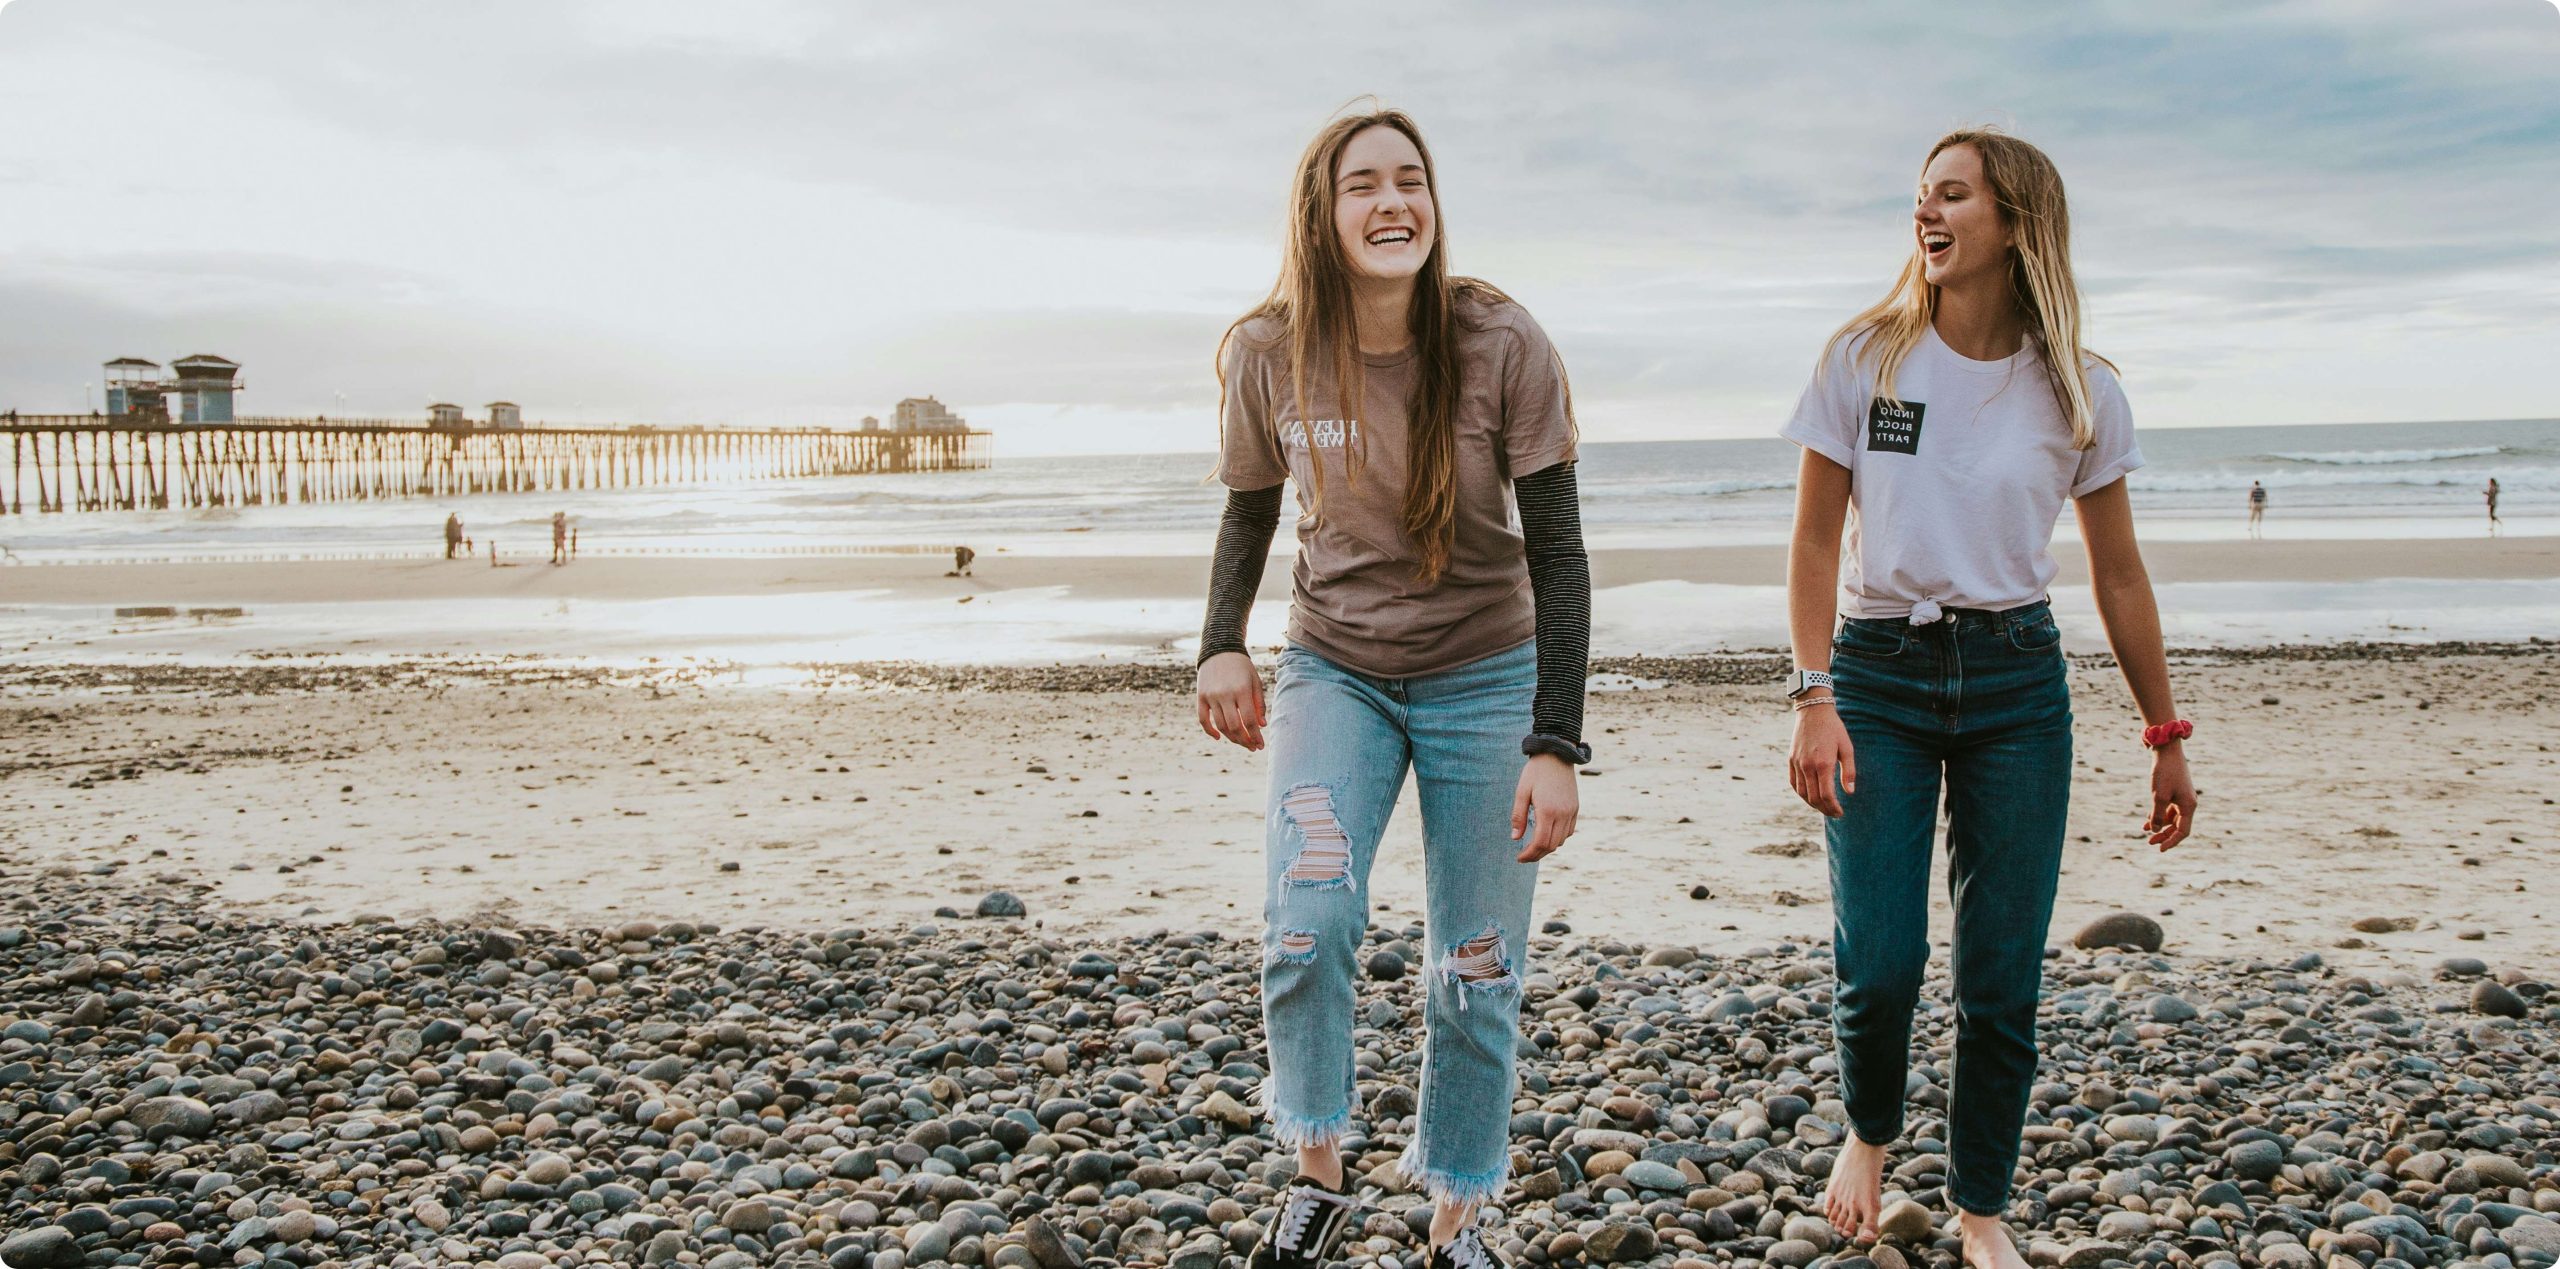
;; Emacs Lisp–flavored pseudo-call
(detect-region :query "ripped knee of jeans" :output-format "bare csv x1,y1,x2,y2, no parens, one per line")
1267,928,1320,966
1440,927,1518,1008
1278,783,1352,888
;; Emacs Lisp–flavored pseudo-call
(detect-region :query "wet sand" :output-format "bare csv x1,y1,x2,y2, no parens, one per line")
6,536,2557,607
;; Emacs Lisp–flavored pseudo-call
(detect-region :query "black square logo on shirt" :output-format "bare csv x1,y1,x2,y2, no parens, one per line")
1866,398,1925,454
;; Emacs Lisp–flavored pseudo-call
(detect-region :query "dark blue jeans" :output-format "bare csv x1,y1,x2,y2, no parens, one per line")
1824,600,2071,1216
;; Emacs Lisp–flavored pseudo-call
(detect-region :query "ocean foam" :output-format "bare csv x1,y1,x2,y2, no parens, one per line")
2266,445,2504,465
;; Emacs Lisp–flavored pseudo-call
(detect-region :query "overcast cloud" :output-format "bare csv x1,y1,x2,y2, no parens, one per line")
1,0,2552,453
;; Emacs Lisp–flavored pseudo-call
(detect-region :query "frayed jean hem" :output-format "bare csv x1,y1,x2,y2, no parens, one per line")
1394,1139,1509,1209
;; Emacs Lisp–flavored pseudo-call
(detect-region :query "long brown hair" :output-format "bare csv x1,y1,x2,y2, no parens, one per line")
1217,106,1508,585
1822,127,2108,450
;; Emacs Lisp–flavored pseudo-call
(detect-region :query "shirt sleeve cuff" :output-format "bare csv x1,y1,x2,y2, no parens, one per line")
1509,444,1578,479
2071,449,2145,498
1216,471,1286,493
1781,421,1856,472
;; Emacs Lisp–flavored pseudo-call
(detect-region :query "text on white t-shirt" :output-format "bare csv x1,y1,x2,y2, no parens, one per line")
1779,324,2143,620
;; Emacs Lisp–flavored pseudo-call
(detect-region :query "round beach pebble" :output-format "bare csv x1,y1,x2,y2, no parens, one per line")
2074,912,2164,951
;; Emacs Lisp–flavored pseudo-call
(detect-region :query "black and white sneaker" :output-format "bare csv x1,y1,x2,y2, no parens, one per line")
1247,1175,1359,1269
1428,1225,1508,1269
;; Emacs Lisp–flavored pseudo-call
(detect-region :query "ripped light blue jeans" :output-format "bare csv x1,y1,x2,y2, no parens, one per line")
1257,638,1541,1209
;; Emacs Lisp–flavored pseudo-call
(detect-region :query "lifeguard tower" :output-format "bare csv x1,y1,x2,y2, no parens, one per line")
104,358,165,420
170,355,242,423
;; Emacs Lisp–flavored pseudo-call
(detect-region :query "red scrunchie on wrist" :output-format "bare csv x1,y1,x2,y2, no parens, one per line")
2142,720,2194,749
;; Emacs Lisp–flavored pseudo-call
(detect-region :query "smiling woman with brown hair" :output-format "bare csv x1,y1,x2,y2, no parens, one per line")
1194,106,1591,1269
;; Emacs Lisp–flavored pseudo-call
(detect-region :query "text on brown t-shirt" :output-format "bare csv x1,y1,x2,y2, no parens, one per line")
1215,291,1576,678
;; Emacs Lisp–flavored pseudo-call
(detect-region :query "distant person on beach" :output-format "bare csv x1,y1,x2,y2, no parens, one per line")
2487,477,2501,535
1779,129,2196,1269
1193,108,1589,1269
444,512,464,559
2247,480,2267,539
571,528,579,558
946,545,975,577
550,512,569,565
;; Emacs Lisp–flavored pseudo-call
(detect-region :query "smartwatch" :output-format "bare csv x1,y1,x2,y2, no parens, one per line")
1785,668,1834,700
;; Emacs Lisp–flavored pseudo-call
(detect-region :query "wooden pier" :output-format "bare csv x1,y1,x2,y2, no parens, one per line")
0,415,990,515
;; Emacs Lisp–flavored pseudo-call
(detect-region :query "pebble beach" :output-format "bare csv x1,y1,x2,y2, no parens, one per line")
0,868,2552,1269
4,642,2558,1269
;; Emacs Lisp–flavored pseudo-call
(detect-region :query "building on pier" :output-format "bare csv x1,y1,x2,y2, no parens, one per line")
892,396,968,433
487,402,523,430
103,359,162,418
101,355,243,424
171,356,243,423
428,402,467,430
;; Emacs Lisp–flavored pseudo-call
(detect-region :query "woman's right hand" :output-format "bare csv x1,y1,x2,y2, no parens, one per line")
1196,651,1267,751
1788,700,1856,817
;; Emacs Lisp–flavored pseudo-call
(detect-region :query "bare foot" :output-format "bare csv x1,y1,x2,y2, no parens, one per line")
1958,1211,2029,1269
1824,1135,1889,1241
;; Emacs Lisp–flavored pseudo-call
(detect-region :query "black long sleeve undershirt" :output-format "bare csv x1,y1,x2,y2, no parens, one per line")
1197,484,1283,664
1513,460,1591,746
1195,462,1592,747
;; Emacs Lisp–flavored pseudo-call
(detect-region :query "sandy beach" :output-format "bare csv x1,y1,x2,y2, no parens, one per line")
7,526,2558,975
6,640,2552,976
5,535,2558,1267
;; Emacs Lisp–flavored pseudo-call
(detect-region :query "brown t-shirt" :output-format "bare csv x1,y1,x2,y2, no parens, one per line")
1215,293,1576,678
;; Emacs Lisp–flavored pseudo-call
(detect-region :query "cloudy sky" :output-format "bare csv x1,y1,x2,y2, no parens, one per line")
1,0,2552,454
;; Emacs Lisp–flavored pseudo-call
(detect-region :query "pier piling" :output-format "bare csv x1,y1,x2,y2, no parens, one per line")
0,416,990,515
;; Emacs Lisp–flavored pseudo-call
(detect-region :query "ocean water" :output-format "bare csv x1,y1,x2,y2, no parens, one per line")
1,417,2550,563
2,418,2553,665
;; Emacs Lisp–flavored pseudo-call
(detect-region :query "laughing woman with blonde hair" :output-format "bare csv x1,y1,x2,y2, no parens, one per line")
1780,128,2198,1269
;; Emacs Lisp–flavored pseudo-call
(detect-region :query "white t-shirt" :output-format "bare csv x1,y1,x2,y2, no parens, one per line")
1780,324,2142,620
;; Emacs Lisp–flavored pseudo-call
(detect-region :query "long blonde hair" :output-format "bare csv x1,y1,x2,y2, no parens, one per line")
1823,127,2107,450
1216,106,1510,586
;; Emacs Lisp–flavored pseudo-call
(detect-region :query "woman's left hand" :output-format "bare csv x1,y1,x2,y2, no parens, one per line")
1511,754,1580,862
2146,743,2198,851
